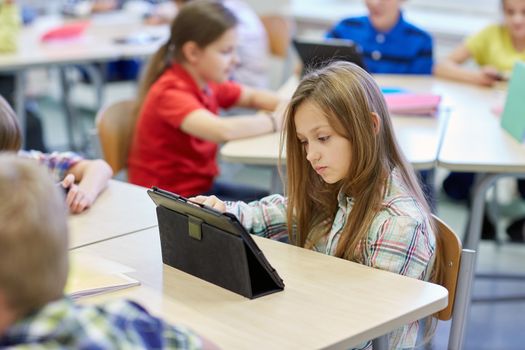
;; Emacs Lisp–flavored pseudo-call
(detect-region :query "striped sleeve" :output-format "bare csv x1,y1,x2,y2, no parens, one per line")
18,150,83,182
225,194,288,240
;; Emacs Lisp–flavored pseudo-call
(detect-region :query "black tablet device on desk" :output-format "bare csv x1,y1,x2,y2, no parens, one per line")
147,187,284,299
293,37,367,74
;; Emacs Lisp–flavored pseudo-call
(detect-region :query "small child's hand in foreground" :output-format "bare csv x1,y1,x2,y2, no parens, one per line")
61,174,95,214
189,195,227,213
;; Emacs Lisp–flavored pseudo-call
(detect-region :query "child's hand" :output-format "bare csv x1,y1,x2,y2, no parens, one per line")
189,195,227,213
61,174,95,214
479,66,503,86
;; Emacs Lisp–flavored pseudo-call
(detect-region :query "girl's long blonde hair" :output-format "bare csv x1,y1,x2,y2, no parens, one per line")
282,61,432,262
135,0,237,118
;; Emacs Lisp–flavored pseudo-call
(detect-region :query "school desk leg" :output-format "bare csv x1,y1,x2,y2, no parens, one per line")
372,335,388,350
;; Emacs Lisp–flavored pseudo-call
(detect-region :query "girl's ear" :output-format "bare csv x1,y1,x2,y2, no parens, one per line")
181,41,202,64
370,112,381,135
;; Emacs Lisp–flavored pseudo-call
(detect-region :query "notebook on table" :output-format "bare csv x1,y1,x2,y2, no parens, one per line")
293,37,367,75
66,252,140,299
383,93,442,116
147,187,284,299
501,61,525,142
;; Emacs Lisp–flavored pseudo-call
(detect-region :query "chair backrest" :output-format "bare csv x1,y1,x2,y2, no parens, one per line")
259,15,294,58
432,214,476,350
95,99,137,174
372,215,476,350
432,214,462,321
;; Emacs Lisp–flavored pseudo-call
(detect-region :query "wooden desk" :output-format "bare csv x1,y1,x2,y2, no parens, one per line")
68,180,157,249
0,14,168,147
79,227,447,349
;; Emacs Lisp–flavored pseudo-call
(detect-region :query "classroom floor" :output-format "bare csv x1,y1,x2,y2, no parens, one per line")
35,73,525,350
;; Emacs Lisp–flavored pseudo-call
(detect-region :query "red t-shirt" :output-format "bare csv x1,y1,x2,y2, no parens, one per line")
128,64,242,196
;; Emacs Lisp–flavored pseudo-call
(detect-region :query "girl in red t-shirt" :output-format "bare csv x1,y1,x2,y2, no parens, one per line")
128,0,285,200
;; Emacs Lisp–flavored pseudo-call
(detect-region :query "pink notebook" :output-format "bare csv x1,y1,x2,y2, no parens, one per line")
41,21,90,42
383,93,441,116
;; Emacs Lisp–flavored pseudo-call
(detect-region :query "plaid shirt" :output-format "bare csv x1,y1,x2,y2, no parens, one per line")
18,150,83,182
0,297,203,349
226,169,436,349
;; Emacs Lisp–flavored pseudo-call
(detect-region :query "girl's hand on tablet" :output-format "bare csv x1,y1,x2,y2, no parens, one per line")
189,195,227,213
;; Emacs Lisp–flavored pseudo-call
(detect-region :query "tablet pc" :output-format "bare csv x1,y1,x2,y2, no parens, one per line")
113,33,162,45
147,187,284,299
501,61,525,142
293,37,367,74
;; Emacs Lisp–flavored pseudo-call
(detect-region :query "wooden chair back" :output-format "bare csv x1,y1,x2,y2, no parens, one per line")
259,15,294,58
432,214,462,320
95,100,137,174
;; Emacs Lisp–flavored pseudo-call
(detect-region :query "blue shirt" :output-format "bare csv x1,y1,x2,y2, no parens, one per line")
326,14,433,74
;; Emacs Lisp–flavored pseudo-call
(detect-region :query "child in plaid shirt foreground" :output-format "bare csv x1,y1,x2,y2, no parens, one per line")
192,62,443,349
0,95,112,213
0,155,214,349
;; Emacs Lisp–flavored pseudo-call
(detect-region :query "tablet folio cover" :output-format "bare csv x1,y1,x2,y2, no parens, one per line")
153,196,284,299
501,61,525,142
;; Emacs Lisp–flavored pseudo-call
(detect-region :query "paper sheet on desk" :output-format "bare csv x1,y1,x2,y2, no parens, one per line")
383,93,441,116
65,252,140,299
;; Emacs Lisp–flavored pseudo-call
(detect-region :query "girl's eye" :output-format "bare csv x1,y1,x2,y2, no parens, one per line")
318,136,330,142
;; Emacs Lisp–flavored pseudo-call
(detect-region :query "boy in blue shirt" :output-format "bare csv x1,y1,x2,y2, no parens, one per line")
326,0,433,74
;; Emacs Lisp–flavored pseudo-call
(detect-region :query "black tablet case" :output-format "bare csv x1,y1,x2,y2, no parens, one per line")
149,188,284,299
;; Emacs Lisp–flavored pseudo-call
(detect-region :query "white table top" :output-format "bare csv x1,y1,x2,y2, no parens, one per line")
435,81,525,172
79,227,448,349
68,180,157,249
0,13,168,71
221,74,449,170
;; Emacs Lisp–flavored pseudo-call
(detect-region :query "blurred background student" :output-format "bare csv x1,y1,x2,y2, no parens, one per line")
434,0,525,86
128,0,285,201
146,0,270,88
434,0,525,241
1,95,112,214
326,0,433,74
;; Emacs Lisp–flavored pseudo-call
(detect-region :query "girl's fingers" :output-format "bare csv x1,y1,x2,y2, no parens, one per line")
62,174,76,188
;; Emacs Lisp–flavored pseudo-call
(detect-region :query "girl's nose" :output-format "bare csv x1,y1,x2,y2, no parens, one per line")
306,147,319,163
